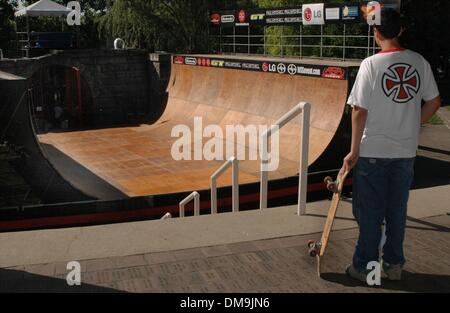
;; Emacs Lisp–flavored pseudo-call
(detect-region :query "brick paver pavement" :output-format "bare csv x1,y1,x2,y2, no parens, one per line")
1,215,449,293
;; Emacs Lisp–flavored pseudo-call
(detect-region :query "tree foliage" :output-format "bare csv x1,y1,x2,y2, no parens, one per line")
0,0,16,54
0,0,449,67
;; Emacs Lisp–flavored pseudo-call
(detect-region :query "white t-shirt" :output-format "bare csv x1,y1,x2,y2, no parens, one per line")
348,49,440,159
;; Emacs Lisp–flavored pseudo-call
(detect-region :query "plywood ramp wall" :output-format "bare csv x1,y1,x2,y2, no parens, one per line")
39,62,349,197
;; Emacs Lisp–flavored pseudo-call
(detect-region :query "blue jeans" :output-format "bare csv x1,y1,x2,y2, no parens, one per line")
352,157,415,272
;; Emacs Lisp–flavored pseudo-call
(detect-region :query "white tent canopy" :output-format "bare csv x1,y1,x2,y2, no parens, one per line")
15,0,71,17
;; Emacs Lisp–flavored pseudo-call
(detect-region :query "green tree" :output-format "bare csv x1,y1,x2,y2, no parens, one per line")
0,0,16,56
97,0,253,52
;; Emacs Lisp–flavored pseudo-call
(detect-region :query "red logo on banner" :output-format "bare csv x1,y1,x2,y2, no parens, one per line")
197,58,211,67
262,62,269,72
304,8,312,22
322,67,346,80
239,10,247,23
211,13,221,25
174,56,184,64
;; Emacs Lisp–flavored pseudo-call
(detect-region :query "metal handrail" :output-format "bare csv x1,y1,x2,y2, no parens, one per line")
260,102,311,216
211,157,239,214
179,192,200,218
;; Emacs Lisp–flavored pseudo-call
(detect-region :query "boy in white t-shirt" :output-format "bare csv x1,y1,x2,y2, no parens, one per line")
342,8,441,283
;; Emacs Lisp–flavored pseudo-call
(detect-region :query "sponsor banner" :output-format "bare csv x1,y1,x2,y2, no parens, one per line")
341,3,361,22
235,9,250,27
210,1,401,26
210,12,221,26
184,57,198,66
325,7,341,22
249,9,266,26
302,3,325,25
265,7,303,26
173,55,348,80
173,56,185,65
216,10,236,28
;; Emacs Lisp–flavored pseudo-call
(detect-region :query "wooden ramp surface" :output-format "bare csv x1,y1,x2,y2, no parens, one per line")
39,59,352,198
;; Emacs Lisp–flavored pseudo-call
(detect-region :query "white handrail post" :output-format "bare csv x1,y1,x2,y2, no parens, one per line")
232,158,239,213
298,102,311,216
260,132,269,210
211,179,218,215
179,192,200,218
260,102,311,215
211,157,239,214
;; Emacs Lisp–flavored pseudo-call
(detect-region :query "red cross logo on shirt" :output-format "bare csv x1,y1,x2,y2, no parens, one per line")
382,63,421,103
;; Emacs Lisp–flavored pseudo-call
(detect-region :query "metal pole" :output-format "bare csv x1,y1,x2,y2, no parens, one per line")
211,158,239,214
320,25,323,58
373,26,376,55
233,26,236,55
220,26,222,54
343,24,346,61
264,26,267,56
298,103,311,216
367,25,371,58
26,15,29,58
232,159,239,213
280,26,283,57
248,25,250,55
300,25,303,59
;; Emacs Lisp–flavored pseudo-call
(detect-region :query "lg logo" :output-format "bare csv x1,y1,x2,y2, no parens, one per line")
304,8,312,22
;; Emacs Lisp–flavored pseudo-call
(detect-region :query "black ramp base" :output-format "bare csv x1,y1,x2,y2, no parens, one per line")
41,144,127,201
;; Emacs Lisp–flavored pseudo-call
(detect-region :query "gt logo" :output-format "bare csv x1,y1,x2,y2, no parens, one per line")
251,14,265,21
211,60,225,67
382,63,421,103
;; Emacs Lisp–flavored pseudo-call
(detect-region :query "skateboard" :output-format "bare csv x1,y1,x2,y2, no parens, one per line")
308,171,350,277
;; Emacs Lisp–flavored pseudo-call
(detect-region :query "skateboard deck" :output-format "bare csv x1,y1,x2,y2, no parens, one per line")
308,171,350,277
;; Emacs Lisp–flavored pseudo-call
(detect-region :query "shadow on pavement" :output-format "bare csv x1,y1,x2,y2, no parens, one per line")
413,156,450,190
0,268,122,293
321,271,450,293
406,216,450,233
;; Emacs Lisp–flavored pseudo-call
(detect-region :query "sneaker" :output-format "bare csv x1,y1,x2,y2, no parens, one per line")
345,264,369,284
382,262,403,281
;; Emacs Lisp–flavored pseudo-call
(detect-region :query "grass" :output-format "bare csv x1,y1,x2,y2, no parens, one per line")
428,114,444,125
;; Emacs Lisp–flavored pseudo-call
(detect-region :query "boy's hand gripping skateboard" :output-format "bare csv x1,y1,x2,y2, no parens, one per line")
308,170,350,277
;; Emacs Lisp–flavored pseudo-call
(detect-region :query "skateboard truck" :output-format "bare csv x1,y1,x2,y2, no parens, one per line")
324,176,339,193
308,240,322,258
